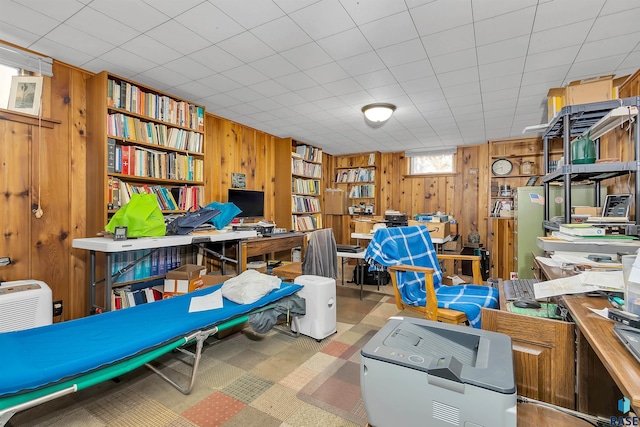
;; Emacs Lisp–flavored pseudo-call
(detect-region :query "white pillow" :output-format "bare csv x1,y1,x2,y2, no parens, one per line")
221,269,281,304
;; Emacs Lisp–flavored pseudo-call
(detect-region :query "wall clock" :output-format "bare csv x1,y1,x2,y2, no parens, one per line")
491,158,513,176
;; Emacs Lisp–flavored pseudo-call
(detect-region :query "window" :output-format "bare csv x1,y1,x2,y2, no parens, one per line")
409,151,455,174
0,63,19,109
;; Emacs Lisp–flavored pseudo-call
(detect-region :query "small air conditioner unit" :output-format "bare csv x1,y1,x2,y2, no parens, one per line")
0,280,52,332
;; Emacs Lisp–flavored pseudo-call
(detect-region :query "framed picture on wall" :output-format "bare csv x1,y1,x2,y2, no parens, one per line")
8,76,43,116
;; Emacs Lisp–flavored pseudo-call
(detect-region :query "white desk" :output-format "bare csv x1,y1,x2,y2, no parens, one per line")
73,231,257,313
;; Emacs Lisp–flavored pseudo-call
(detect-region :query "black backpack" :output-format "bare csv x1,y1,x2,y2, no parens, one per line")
166,208,221,235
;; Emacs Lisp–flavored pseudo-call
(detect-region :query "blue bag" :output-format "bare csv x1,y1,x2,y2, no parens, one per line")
204,202,241,229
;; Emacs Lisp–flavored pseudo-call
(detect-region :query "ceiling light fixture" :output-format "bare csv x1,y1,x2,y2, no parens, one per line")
362,103,396,123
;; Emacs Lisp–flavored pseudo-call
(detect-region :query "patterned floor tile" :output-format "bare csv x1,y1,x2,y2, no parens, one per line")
249,383,303,420
222,373,274,404
321,340,352,358
284,401,361,427
278,366,318,391
181,391,245,427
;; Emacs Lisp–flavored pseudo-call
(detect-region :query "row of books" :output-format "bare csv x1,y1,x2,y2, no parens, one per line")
107,139,204,182
293,214,322,232
108,178,204,211
292,158,322,178
348,184,375,198
107,114,203,153
335,168,375,183
113,284,164,310
292,195,321,213
108,78,204,131
110,248,183,283
292,177,320,195
294,144,322,163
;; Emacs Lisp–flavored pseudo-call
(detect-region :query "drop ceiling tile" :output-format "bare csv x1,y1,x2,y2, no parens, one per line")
14,0,86,22
201,92,242,108
482,87,520,103
270,91,308,106
314,97,347,110
338,51,386,76
476,35,529,66
359,11,419,49
89,0,168,32
249,79,290,97
41,24,115,57
471,0,538,22
139,0,203,17
164,56,215,80
289,0,356,39
175,2,244,44
304,62,351,84
171,80,217,100
532,0,602,33
274,71,318,90
474,7,535,47
421,24,475,58
339,0,407,25
368,83,406,99
589,8,640,41
442,81,481,98
225,87,263,103
296,85,334,101
213,0,285,29
528,21,592,55
281,42,333,70
247,97,286,112
521,63,570,86
478,58,526,80
389,59,435,83
64,7,140,45
218,31,276,63
437,67,479,88
316,28,372,61
322,77,363,96
137,66,191,89
0,1,60,35
619,51,640,72
431,48,477,74
581,32,640,61
120,34,182,64
353,69,396,89
222,64,270,86
30,36,96,67
198,73,242,92
524,46,580,73
272,0,321,14
0,22,41,47
190,45,244,73
376,38,427,68
250,54,298,79
146,21,211,55
91,47,157,74
251,16,313,52
226,103,262,116
567,55,627,80
411,0,472,37
480,73,522,92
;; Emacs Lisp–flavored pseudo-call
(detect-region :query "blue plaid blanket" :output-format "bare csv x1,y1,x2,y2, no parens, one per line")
365,225,498,328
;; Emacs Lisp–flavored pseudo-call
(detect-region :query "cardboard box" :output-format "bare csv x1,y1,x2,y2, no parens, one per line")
164,264,206,297
201,274,236,288
353,216,384,234
443,234,462,252
325,188,348,214
573,206,603,216
426,222,451,239
547,75,625,121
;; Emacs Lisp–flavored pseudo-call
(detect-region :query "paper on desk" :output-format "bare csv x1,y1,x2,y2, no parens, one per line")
535,256,560,267
533,270,624,299
588,307,610,320
551,252,622,269
189,289,223,313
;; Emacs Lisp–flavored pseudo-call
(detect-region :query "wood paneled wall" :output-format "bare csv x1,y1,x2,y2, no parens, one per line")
3,49,636,320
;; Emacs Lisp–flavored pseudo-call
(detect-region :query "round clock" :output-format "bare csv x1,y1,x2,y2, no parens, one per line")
491,158,513,176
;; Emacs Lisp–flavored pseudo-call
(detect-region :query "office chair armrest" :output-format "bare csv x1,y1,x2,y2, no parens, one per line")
388,264,438,321
437,253,483,285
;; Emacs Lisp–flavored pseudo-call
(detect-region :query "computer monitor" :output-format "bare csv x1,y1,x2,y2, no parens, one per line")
227,189,265,219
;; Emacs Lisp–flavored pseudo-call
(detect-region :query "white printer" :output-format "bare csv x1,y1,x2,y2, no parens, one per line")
360,317,517,427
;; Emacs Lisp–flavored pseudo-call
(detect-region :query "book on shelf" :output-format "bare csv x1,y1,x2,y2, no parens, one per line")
107,138,116,173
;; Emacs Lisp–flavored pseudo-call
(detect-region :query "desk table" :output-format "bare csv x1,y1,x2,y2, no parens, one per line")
73,231,256,313
337,250,371,300
241,232,307,271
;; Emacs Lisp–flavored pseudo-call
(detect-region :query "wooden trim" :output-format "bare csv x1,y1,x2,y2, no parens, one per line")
0,108,60,128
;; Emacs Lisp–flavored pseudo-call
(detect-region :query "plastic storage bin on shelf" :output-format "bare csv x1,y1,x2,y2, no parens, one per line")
292,275,337,341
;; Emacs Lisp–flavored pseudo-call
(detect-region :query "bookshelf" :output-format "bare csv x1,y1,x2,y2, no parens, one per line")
86,71,206,236
332,151,380,215
274,138,323,232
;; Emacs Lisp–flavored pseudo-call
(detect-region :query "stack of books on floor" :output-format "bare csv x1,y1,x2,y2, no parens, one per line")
552,224,638,242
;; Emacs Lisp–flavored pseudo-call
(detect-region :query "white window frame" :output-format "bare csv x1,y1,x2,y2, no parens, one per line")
408,149,456,175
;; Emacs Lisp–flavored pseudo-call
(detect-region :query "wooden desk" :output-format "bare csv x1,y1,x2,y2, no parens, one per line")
564,294,640,415
241,232,307,271
482,282,575,409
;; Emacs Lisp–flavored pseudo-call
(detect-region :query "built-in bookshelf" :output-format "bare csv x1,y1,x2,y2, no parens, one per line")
86,71,206,236
333,151,380,215
275,138,323,232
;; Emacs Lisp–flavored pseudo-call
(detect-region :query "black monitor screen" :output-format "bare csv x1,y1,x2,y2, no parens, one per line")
228,189,265,219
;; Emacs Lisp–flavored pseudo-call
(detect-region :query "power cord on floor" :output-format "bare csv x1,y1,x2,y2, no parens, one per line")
517,395,611,426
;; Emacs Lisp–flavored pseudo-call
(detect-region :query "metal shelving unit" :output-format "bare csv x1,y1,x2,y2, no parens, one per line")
541,97,640,226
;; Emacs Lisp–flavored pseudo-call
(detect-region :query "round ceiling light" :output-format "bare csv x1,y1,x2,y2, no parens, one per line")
361,103,396,123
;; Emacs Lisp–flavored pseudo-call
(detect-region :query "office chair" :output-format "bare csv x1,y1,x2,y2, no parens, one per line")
272,228,338,281
365,225,499,328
